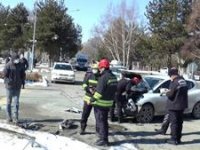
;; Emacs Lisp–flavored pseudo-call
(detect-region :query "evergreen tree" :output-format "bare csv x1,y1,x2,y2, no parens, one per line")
6,3,29,50
0,3,10,51
146,0,192,68
36,0,82,64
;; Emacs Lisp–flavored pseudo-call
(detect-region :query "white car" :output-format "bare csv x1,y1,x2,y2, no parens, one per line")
135,75,200,123
51,62,75,83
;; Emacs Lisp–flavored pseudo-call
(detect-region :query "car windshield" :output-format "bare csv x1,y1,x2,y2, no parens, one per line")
54,64,72,70
143,77,164,89
137,80,151,90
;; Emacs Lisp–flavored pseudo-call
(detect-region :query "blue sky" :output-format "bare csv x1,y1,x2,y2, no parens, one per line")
1,0,150,42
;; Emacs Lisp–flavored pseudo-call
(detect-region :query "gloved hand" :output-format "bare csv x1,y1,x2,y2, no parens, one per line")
89,97,96,104
89,88,95,95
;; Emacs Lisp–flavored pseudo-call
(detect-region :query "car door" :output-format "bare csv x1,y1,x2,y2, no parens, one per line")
153,80,171,115
184,80,196,113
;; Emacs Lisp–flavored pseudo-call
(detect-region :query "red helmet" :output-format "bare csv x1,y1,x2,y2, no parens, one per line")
131,77,141,85
98,59,110,69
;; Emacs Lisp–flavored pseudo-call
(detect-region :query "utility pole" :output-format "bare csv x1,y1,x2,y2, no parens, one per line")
31,3,37,71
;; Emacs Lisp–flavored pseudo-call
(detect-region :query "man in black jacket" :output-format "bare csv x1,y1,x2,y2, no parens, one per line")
90,59,117,146
20,54,29,89
3,53,24,124
165,67,188,145
110,72,128,123
80,63,99,135
5,54,11,64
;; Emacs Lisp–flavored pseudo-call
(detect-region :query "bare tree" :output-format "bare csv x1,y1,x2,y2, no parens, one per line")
184,0,200,58
93,0,138,67
82,37,101,61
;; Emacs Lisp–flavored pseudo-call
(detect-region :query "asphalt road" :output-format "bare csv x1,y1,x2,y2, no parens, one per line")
0,70,200,150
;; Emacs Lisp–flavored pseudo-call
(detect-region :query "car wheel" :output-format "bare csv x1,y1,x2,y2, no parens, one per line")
136,104,154,123
192,102,200,119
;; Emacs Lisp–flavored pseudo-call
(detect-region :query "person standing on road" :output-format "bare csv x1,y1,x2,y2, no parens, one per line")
80,63,99,135
5,54,11,64
110,72,128,123
3,53,24,124
90,59,117,146
165,67,188,145
20,54,29,89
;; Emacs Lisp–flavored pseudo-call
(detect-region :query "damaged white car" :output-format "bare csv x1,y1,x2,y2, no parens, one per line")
135,75,200,123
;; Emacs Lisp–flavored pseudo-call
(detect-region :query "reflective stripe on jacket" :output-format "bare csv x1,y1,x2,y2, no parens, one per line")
92,70,117,108
82,72,98,102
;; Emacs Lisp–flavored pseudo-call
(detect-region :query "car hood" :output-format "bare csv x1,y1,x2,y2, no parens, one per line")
52,70,74,75
136,91,158,105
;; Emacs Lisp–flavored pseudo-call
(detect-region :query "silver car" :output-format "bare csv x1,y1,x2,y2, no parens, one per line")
135,75,200,123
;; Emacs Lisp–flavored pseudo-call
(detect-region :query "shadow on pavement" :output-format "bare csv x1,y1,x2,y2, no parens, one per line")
51,81,83,85
110,131,158,137
74,81,83,85
110,138,167,146
181,139,200,144
183,131,200,136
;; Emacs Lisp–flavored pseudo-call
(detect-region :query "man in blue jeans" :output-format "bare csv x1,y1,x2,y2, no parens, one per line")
3,53,24,124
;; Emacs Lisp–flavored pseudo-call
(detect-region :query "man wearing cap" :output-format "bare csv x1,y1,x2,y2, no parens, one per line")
80,63,99,135
165,67,188,145
90,58,117,146
3,53,24,124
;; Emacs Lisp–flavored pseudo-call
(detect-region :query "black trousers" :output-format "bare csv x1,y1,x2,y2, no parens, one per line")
169,110,184,141
161,113,170,133
94,106,109,142
110,95,125,120
22,72,26,87
80,101,93,130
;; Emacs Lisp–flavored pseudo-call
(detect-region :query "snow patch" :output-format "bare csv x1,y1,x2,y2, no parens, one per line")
26,77,49,87
0,121,97,150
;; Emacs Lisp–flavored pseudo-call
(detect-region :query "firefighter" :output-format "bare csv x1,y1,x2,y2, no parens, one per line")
165,68,188,145
110,72,128,123
80,63,99,135
90,59,117,146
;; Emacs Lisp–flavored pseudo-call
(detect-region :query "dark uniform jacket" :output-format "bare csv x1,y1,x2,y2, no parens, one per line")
166,76,188,111
116,78,129,102
82,71,98,103
3,61,24,89
92,70,118,108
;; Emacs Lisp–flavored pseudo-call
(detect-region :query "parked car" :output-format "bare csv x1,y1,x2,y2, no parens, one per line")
135,74,200,123
51,62,75,83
